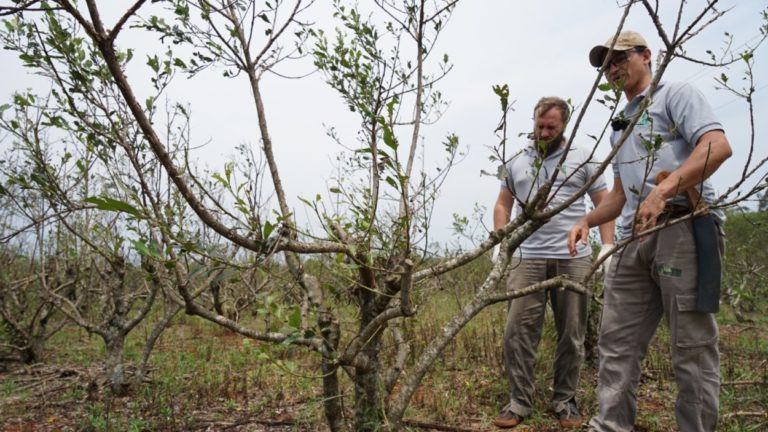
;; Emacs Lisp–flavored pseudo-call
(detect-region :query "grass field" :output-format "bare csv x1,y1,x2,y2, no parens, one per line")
1,277,766,431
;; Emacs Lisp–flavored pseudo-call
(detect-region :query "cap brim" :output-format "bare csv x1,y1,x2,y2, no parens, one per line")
589,46,609,68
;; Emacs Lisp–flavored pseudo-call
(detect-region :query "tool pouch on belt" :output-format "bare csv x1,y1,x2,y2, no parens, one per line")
656,172,721,313
691,213,721,312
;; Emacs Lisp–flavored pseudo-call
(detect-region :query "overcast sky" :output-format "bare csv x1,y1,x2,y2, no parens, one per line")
1,0,766,249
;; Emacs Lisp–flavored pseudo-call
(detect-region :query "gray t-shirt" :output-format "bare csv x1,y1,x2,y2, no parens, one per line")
611,81,725,239
501,144,607,259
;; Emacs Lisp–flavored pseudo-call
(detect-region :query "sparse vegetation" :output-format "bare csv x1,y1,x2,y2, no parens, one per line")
1,245,766,431
0,0,767,431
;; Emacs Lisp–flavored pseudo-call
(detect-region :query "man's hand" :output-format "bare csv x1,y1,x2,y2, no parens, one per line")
568,218,590,257
634,186,666,235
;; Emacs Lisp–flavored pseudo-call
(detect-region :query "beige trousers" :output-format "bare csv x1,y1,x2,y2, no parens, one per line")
588,219,722,432
501,255,592,417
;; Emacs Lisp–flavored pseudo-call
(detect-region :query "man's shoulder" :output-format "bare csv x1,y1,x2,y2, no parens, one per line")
655,80,701,99
563,145,594,162
504,147,532,167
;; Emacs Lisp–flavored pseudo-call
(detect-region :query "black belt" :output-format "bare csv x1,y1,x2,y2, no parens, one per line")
659,203,692,219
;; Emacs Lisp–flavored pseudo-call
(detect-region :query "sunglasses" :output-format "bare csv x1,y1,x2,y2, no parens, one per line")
599,47,647,72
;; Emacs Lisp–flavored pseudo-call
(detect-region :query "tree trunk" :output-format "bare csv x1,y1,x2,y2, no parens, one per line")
105,333,128,396
21,334,45,364
584,276,603,366
350,266,390,432
353,314,386,431
136,302,182,384
211,279,224,316
354,349,384,431
320,310,345,431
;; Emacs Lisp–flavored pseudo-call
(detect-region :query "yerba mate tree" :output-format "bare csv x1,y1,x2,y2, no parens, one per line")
0,18,261,392
0,181,69,365
0,83,201,394
1,0,766,430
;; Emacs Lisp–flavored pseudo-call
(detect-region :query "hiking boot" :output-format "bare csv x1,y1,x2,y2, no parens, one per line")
556,399,583,428
492,409,524,428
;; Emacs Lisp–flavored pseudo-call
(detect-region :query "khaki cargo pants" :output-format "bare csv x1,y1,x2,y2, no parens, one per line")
588,220,722,432
502,255,592,416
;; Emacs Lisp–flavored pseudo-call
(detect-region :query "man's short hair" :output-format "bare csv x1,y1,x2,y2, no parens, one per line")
533,96,570,125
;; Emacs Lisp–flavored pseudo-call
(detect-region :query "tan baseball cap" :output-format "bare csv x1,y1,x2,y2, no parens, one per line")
589,31,649,67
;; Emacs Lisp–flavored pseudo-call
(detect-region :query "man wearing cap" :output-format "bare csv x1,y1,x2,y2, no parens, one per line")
493,96,615,429
568,31,732,431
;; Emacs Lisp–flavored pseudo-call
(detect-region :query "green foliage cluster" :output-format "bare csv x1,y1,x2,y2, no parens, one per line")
722,209,768,319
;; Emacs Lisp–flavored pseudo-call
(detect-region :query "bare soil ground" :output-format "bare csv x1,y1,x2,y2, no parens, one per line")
1,317,765,431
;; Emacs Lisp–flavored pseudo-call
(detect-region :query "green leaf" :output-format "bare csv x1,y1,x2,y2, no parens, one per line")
13,93,33,108
263,221,274,239
147,55,160,73
18,53,35,65
211,172,229,187
281,334,299,345
381,122,397,150
132,239,162,259
174,3,190,18
653,134,663,151
385,95,398,119
492,83,509,112
597,83,614,91
288,308,301,329
84,196,141,217
298,197,314,206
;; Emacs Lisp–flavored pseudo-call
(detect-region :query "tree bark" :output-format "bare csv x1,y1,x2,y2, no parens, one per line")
320,309,345,431
105,333,128,396
354,290,387,431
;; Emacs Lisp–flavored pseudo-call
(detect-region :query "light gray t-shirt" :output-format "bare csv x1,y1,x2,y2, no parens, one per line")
611,81,725,240
501,144,607,259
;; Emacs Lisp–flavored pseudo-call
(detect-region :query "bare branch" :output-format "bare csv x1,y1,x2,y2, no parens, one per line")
107,0,147,43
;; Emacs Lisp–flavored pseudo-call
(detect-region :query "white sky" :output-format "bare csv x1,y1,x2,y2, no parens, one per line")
1,0,766,249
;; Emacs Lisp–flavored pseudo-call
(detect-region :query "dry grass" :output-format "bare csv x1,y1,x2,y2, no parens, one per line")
1,271,766,431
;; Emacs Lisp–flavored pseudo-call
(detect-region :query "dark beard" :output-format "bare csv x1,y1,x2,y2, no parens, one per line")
535,134,564,157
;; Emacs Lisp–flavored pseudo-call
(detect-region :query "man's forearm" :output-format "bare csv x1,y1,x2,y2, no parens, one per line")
656,131,732,200
494,206,511,230
598,219,615,244
493,189,516,231
586,190,624,228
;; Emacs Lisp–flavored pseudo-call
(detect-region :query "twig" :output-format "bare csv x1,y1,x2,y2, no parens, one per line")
190,416,295,430
403,418,482,432
721,380,766,386
722,411,768,419
0,0,58,17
